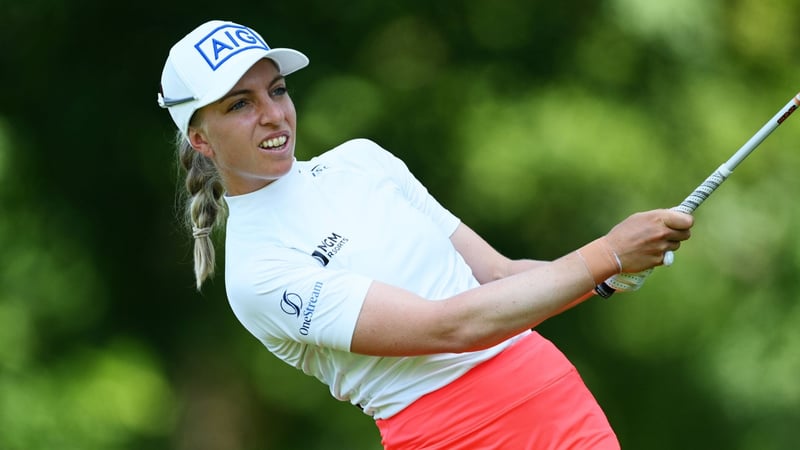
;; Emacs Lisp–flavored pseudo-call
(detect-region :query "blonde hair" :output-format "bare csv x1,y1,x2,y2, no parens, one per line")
175,131,227,290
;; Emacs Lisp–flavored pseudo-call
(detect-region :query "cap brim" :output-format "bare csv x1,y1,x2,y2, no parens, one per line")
266,48,310,76
195,48,309,112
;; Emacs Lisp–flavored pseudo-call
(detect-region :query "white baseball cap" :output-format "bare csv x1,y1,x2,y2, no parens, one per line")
157,20,309,137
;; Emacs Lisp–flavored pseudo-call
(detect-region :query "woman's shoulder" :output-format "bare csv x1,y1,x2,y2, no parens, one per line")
313,138,393,168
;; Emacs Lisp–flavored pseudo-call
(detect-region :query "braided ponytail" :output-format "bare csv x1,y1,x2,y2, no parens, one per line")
175,132,227,290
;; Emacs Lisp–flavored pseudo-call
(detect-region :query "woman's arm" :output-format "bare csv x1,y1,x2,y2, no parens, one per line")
350,209,692,356
450,222,595,312
449,222,546,283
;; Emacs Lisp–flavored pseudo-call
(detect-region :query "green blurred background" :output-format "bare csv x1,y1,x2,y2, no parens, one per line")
2,0,799,449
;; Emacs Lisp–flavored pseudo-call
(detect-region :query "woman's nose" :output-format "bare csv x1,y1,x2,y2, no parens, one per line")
258,97,283,125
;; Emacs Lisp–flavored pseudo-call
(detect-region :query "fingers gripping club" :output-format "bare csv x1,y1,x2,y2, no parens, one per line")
595,92,800,299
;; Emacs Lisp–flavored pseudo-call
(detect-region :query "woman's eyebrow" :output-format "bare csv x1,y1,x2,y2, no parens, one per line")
217,75,286,104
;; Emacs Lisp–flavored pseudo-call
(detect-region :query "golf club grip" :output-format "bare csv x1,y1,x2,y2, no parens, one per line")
594,169,730,298
673,167,730,214
593,170,728,298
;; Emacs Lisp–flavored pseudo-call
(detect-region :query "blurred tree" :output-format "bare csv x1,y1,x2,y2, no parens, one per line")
1,0,799,449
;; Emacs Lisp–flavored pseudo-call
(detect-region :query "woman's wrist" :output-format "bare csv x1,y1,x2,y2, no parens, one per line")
575,237,622,285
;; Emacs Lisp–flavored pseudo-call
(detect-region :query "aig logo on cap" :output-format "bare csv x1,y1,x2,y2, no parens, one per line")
194,24,269,70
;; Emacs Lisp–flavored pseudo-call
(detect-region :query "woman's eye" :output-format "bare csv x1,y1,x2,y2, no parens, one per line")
271,86,288,97
229,99,247,111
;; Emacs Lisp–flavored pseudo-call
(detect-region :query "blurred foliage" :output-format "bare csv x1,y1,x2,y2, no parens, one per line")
1,0,800,449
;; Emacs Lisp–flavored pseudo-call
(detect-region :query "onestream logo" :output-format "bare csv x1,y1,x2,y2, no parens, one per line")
280,291,303,316
280,282,324,336
194,24,269,70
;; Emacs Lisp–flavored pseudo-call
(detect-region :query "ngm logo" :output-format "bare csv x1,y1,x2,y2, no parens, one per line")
311,232,349,266
194,24,269,70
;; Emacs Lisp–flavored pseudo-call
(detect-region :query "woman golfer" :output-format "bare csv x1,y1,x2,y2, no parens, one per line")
158,20,693,449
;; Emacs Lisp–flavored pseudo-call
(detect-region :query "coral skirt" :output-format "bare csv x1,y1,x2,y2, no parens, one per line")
375,332,620,450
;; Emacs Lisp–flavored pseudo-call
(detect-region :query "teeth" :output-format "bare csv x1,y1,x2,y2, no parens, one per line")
260,135,287,149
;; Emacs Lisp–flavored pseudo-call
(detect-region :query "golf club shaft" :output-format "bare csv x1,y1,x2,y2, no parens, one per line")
595,92,800,299
674,93,800,214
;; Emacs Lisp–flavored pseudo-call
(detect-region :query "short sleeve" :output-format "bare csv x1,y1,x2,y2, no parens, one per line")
226,249,373,354
336,139,461,237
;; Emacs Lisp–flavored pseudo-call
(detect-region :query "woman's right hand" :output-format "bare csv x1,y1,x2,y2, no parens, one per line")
604,209,694,274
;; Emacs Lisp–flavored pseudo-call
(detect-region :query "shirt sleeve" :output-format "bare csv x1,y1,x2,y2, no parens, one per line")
226,248,373,354
352,139,461,236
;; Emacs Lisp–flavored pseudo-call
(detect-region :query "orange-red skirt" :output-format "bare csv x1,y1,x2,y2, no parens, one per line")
375,332,620,450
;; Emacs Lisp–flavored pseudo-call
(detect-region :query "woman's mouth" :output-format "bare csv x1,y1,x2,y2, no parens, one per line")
259,135,288,150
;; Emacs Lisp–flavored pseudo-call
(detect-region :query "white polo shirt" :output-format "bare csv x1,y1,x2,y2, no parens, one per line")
224,138,527,419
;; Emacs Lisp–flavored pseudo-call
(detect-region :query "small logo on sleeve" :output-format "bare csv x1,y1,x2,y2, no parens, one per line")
280,291,303,317
279,282,324,336
195,24,269,70
310,164,329,177
310,232,349,266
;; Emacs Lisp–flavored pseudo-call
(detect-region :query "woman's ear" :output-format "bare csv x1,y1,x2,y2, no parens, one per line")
188,127,214,159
